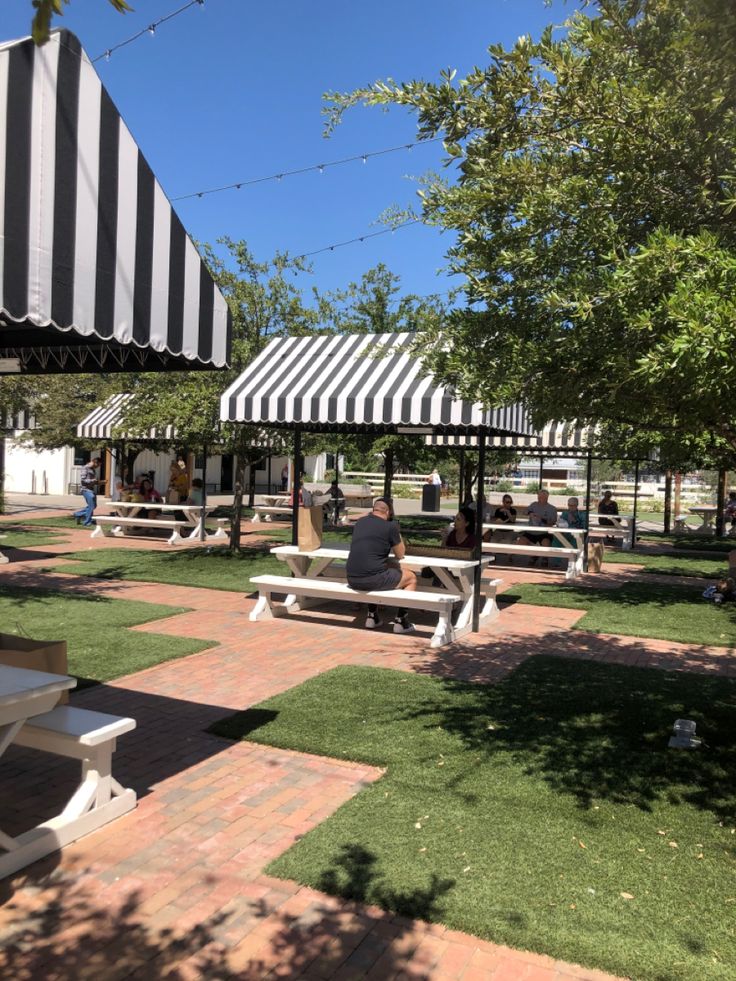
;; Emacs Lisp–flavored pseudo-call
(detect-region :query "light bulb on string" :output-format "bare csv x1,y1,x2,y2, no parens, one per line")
318,165,325,174
148,24,156,35
104,50,111,61
362,155,367,164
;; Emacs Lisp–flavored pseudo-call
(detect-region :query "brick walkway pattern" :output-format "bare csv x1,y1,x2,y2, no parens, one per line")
1,514,734,980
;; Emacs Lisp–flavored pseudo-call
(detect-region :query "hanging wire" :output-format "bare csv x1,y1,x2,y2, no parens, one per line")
92,0,205,64
294,219,421,260
172,137,443,201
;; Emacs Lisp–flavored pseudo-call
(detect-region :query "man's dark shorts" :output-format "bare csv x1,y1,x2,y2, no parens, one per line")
524,531,550,543
348,567,402,591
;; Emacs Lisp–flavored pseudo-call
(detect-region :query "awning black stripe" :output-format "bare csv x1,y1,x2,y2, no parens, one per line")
50,32,81,328
3,41,33,320
94,85,118,339
198,261,214,363
166,211,186,353
132,151,154,345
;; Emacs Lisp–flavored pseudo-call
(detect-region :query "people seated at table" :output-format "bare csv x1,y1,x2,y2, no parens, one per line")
187,478,204,506
557,496,587,549
598,489,620,543
441,507,477,550
494,495,517,524
137,477,163,519
346,497,417,633
724,491,736,535
110,477,125,503
167,459,189,504
516,489,557,564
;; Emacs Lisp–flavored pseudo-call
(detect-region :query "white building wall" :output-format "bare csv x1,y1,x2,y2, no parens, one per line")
4,440,74,495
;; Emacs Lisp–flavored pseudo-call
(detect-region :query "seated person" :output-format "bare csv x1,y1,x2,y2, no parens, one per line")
516,489,557,564
724,491,736,534
137,477,163,519
557,496,587,548
441,506,477,550
325,479,345,524
493,495,517,524
187,478,204,506
346,498,417,633
288,480,312,507
598,490,619,526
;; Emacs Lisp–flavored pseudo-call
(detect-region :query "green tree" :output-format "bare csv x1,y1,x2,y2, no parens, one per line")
324,0,736,455
120,240,317,550
30,0,131,45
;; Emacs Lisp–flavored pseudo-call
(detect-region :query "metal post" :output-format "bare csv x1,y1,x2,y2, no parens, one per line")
267,453,272,495
291,429,301,547
716,468,727,538
383,447,394,502
584,451,592,571
458,448,465,509
631,460,640,549
538,455,544,490
200,443,208,541
473,428,487,633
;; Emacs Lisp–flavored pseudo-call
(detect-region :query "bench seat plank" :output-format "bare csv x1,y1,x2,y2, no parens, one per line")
482,542,581,579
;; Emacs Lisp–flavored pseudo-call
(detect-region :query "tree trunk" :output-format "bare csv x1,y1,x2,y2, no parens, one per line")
674,472,682,520
230,457,247,553
248,462,256,508
716,469,727,537
663,470,673,534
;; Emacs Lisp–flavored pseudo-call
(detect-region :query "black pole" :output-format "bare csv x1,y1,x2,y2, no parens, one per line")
267,453,272,495
200,443,208,541
716,468,727,538
631,460,640,549
458,447,465,509
291,428,301,547
473,428,487,633
0,434,5,514
538,455,544,490
383,447,394,502
663,470,673,535
584,451,592,571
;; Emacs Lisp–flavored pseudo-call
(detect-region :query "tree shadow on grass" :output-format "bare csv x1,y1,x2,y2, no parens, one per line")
405,655,736,821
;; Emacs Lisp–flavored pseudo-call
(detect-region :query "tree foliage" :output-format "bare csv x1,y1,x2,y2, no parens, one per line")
30,0,131,45
324,0,736,461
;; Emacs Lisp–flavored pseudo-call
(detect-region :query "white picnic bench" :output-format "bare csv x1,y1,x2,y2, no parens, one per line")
251,504,293,523
250,544,502,648
586,514,633,549
92,503,226,544
0,664,136,879
481,522,586,580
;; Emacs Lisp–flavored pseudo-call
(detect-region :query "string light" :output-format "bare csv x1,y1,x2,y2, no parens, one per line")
172,137,443,201
92,0,206,64
294,219,421,260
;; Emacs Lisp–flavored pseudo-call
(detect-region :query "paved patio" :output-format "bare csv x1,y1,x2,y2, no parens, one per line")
0,513,733,980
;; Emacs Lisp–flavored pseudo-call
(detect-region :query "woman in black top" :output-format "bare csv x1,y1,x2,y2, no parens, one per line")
493,495,517,524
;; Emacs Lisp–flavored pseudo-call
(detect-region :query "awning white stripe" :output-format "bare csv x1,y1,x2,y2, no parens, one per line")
220,332,531,434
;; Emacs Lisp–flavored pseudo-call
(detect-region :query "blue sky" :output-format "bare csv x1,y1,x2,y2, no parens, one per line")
4,0,571,309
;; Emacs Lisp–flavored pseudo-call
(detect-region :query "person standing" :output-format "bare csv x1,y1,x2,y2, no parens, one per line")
73,457,102,526
346,498,417,632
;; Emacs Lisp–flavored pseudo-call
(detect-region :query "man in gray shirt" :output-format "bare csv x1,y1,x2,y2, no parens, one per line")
517,489,557,552
73,457,101,526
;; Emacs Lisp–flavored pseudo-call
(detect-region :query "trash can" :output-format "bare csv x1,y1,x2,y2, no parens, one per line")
422,483,441,512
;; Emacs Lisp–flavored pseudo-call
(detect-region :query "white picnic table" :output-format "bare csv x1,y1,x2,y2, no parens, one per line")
482,522,587,577
262,494,289,507
266,543,499,645
688,506,717,532
91,502,225,543
0,664,137,879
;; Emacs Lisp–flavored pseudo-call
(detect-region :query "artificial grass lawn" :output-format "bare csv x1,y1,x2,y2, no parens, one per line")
0,524,68,548
0,583,215,685
506,580,736,648
53,545,287,592
212,659,736,981
604,550,728,579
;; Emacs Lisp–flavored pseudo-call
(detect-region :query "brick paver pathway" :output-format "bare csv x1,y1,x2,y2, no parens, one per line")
1,515,734,979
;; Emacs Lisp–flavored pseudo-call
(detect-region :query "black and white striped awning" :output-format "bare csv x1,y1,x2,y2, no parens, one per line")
0,31,231,374
2,409,36,433
220,332,532,435
426,422,597,455
76,394,178,441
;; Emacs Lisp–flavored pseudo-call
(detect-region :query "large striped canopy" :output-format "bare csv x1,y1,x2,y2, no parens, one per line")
76,394,177,441
427,422,598,456
220,331,532,435
0,31,231,374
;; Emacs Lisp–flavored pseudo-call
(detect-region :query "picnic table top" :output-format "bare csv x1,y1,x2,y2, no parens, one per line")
271,543,494,571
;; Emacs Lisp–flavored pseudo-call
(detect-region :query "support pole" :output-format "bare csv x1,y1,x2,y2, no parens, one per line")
584,451,592,571
200,444,208,542
716,468,727,538
383,447,394,502
291,428,301,548
458,448,465,510
267,454,272,495
538,455,544,490
473,428,487,633
631,460,640,550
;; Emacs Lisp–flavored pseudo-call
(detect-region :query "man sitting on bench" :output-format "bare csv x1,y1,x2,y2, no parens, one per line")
516,489,558,567
346,498,417,633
